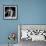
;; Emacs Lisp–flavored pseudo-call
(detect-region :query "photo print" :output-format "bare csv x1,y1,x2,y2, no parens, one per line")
3,5,17,19
18,25,46,41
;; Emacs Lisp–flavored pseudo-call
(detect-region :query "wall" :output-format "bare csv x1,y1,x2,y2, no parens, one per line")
0,0,46,45
20,0,46,24
0,0,19,44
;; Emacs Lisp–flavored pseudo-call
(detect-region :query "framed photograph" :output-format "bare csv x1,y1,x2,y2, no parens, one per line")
3,5,17,19
18,24,46,41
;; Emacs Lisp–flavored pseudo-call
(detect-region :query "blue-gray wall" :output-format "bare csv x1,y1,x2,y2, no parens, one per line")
0,0,46,44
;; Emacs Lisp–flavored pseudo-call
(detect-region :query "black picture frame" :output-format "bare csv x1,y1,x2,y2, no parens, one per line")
3,5,17,20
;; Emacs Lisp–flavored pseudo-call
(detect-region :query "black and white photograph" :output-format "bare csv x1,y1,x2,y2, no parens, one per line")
18,25,46,41
3,5,17,19
18,25,46,46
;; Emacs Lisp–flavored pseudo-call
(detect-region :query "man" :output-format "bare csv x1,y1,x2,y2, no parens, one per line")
5,7,14,17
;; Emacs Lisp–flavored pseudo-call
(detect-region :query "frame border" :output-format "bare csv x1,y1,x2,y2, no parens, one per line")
3,5,18,20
